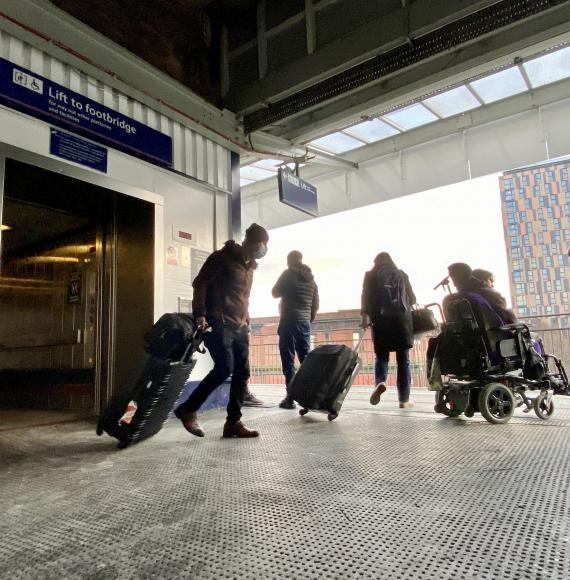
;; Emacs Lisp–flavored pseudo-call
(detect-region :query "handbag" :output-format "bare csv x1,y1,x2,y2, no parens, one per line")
412,307,438,336
426,336,443,391
523,338,547,380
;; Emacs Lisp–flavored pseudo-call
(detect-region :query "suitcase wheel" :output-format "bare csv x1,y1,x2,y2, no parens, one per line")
299,408,309,416
96,422,104,436
327,412,338,421
117,440,130,450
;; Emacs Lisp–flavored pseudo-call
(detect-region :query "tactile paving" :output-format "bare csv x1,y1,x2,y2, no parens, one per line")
0,389,569,579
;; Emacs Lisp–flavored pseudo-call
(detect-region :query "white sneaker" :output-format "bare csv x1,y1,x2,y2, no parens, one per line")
399,401,414,409
370,383,386,406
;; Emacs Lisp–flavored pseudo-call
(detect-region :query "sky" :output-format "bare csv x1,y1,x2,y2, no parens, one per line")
249,172,510,318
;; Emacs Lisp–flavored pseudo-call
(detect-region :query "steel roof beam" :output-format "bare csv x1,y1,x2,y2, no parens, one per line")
227,0,517,113
241,76,570,200
271,17,570,143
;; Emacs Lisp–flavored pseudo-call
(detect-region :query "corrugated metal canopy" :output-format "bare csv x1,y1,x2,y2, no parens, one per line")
240,40,570,229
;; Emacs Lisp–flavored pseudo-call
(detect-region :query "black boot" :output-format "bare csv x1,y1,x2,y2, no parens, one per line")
243,389,264,407
279,396,296,410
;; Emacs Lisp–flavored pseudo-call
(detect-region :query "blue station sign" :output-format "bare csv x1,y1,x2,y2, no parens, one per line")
0,58,173,167
50,129,108,173
278,167,318,217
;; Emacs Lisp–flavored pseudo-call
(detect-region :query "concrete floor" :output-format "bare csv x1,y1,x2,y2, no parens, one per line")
1,386,569,579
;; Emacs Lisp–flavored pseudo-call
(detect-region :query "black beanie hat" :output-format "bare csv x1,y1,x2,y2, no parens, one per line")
245,223,269,244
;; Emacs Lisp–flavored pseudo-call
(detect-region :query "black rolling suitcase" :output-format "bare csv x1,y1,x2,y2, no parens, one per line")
96,313,204,449
287,333,365,420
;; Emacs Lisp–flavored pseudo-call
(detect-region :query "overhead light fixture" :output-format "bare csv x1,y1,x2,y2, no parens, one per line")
0,224,12,231
20,256,80,264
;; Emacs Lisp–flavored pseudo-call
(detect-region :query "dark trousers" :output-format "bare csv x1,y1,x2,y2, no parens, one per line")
178,322,250,424
374,348,411,403
278,320,311,387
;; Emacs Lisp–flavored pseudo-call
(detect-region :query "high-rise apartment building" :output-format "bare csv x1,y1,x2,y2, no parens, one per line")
499,159,570,329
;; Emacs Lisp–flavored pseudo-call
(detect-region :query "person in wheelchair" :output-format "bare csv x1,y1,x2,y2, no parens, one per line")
456,264,548,359
447,263,517,324
427,263,569,424
472,268,495,289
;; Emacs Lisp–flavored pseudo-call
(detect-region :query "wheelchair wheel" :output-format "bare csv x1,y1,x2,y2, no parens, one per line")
434,392,462,417
533,392,554,420
478,383,515,424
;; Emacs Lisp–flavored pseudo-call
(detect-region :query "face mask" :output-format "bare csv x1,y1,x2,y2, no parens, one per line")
254,243,268,259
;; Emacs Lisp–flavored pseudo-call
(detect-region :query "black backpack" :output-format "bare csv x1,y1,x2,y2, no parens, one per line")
375,268,409,316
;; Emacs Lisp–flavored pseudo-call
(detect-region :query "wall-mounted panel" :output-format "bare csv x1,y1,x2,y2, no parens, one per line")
468,110,548,177
541,98,570,160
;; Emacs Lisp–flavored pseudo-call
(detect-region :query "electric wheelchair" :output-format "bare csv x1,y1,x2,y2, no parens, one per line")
426,288,569,424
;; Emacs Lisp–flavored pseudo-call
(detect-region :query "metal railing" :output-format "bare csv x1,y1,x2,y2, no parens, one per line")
249,329,431,388
249,321,570,388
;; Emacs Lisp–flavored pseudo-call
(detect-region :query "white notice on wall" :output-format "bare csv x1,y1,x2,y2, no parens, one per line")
180,246,191,269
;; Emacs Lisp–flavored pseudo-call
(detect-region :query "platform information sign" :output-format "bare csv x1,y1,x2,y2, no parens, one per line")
278,167,318,217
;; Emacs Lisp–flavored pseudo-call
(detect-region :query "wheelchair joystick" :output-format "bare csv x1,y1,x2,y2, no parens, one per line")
433,276,451,293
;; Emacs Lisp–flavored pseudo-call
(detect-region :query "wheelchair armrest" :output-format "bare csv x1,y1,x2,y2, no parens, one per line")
494,323,529,332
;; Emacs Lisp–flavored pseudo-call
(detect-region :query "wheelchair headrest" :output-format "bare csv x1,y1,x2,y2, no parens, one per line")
443,292,504,331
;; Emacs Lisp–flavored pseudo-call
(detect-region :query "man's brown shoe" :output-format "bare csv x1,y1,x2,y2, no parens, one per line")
175,409,205,437
222,420,259,438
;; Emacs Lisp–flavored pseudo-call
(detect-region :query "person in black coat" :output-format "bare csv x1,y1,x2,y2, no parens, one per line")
361,252,416,408
272,250,319,409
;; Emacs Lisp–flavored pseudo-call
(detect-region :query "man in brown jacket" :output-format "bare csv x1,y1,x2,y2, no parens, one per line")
174,223,269,438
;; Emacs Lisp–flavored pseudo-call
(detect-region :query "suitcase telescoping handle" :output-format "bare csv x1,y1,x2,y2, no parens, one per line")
179,327,210,363
354,328,369,354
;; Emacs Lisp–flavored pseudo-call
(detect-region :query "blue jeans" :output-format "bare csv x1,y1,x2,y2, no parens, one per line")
178,321,249,423
278,321,311,387
374,349,411,403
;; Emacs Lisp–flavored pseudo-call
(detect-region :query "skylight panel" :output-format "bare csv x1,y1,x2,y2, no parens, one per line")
381,103,437,130
308,132,364,154
422,86,480,118
343,119,400,143
240,178,255,187
252,158,282,170
240,165,276,181
469,67,528,103
523,46,570,88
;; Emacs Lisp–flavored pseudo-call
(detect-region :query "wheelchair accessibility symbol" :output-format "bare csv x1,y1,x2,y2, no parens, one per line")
12,69,43,94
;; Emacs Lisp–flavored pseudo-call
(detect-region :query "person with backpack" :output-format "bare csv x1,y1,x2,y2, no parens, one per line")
271,250,319,409
360,252,417,409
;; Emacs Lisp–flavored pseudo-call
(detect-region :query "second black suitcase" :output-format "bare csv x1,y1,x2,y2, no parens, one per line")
287,339,362,421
